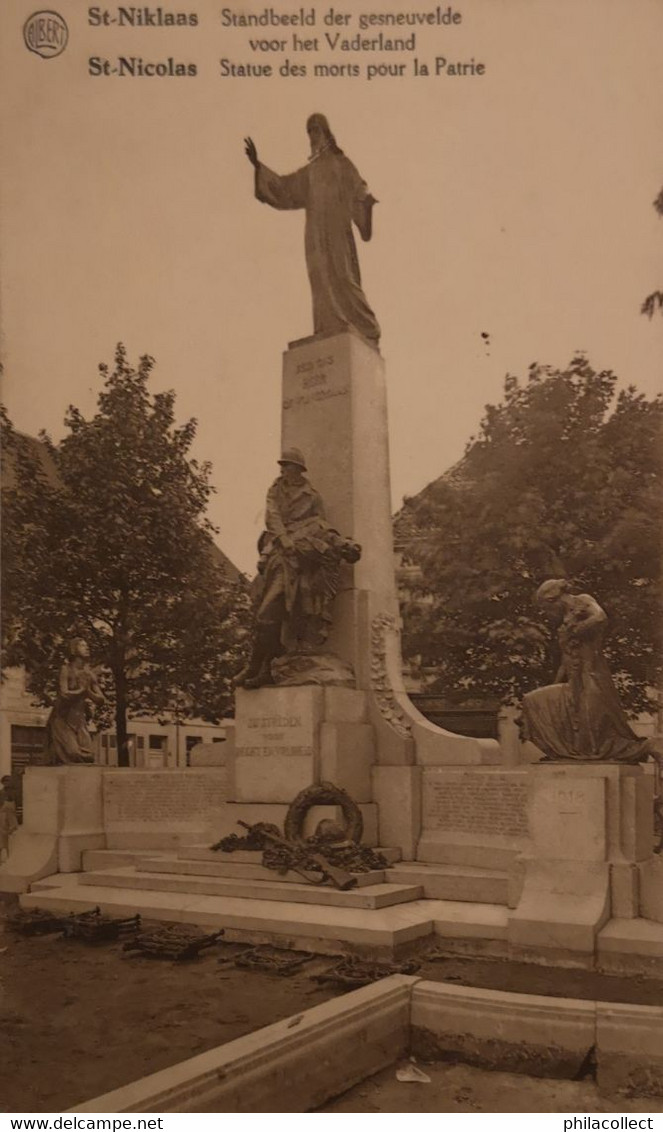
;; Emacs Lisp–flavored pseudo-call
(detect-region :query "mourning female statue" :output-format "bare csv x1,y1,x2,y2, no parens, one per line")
522,579,650,763
236,448,361,689
244,114,381,346
46,636,105,765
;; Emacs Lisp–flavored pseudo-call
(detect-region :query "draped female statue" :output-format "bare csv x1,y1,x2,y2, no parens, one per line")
46,636,105,764
523,579,649,763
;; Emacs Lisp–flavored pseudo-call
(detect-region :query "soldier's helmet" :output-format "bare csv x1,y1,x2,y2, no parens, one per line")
314,819,349,845
278,447,307,470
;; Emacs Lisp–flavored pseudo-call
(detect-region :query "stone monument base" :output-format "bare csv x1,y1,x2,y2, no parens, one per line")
0,766,105,893
224,684,380,845
231,685,375,806
415,767,529,870
509,762,654,955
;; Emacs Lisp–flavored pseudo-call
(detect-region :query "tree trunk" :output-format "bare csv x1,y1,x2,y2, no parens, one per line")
114,667,130,767
113,605,131,768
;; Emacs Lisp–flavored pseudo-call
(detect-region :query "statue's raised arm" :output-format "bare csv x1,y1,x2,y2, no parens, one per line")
244,136,259,168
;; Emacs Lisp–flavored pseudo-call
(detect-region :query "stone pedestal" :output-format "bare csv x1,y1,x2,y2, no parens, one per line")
640,855,663,924
281,333,499,755
226,683,378,843
282,330,398,687
233,686,325,803
509,762,654,956
231,686,374,803
228,334,392,844
265,332,501,857
229,333,508,861
230,332,507,862
0,766,105,893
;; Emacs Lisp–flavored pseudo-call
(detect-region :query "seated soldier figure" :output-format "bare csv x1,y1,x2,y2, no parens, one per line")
236,448,361,690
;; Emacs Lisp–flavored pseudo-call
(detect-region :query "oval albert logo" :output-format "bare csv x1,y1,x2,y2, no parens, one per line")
23,10,69,58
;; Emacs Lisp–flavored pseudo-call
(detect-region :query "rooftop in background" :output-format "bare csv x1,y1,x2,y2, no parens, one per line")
208,540,243,583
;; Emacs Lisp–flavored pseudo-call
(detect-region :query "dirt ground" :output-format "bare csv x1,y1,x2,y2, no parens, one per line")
0,902,341,1113
3,898,663,1114
321,1061,663,1114
414,951,663,1005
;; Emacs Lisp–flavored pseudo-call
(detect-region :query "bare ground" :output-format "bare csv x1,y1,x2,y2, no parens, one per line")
321,1061,663,1114
414,951,663,1005
0,901,340,1113
3,898,663,1114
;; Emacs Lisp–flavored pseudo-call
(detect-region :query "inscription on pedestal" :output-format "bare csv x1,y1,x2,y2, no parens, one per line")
238,715,313,755
240,746,312,758
422,770,528,838
235,687,323,755
233,687,324,801
283,350,349,412
555,788,587,811
104,771,228,825
528,771,606,861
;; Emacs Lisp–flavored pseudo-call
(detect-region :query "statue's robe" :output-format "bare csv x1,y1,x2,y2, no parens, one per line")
523,594,647,763
255,148,380,345
254,474,360,648
46,664,96,765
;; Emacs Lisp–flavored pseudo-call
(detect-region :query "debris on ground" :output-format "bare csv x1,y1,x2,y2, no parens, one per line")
232,946,316,976
7,907,65,936
395,1064,432,1084
62,908,141,945
215,942,256,967
123,926,224,961
8,905,141,945
311,955,420,989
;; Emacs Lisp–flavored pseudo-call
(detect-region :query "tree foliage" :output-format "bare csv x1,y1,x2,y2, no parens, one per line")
397,358,663,714
642,186,663,318
2,346,251,763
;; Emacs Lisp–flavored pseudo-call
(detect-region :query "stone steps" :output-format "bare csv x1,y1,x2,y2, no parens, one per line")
430,900,509,940
133,854,387,888
82,849,171,871
82,846,401,876
19,881,508,954
78,866,423,910
178,845,403,865
386,862,509,905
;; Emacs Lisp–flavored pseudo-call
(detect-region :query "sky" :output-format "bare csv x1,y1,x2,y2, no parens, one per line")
1,0,662,573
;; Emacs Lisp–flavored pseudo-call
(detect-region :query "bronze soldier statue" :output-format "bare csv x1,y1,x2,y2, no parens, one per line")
236,448,360,689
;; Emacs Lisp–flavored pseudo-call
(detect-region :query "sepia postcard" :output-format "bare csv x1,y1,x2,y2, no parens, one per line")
1,0,662,1118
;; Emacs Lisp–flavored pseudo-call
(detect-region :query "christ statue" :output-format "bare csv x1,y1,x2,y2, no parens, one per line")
244,114,381,346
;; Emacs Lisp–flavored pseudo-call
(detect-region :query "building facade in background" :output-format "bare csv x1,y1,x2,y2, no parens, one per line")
0,666,232,783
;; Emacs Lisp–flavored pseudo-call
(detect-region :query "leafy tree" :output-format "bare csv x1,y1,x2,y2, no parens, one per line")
2,346,251,764
642,186,663,318
397,357,663,715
